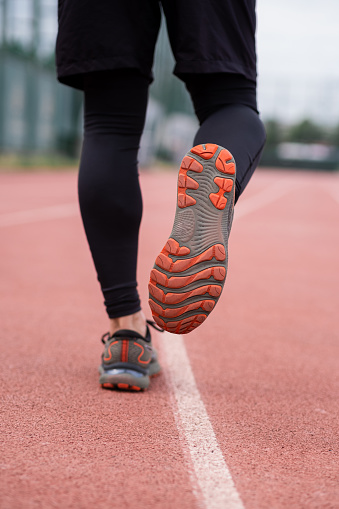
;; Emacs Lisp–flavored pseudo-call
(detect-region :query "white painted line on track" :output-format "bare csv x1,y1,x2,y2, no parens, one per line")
157,179,300,508
327,187,339,206
0,178,297,228
160,331,245,509
0,203,78,227
235,179,296,219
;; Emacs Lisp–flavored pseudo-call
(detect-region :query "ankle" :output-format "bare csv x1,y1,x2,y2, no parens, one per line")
109,311,147,337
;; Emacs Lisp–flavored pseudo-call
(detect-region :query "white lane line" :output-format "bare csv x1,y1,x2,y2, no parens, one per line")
327,187,339,206
0,177,297,228
160,332,245,509
157,179,298,507
235,179,297,219
0,203,78,227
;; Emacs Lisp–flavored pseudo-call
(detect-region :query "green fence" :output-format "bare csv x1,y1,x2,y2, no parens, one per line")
0,17,195,159
0,49,82,155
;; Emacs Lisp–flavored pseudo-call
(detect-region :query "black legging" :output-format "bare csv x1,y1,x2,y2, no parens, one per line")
78,70,266,318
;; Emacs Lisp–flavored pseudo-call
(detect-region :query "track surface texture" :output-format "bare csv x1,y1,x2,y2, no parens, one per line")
0,168,338,509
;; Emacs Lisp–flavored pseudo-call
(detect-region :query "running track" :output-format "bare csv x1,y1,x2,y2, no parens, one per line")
0,167,338,509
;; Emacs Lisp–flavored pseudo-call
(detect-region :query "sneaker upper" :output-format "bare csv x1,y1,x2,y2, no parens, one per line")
101,323,157,375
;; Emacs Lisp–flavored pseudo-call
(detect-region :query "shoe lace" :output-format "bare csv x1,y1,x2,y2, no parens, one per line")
101,332,111,344
146,319,164,332
101,319,163,344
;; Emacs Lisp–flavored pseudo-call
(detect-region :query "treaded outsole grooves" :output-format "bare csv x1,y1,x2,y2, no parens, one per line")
149,143,236,334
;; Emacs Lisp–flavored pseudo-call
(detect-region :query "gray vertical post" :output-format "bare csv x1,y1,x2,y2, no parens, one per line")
32,0,40,55
0,55,4,149
24,60,38,150
0,0,8,149
1,0,8,45
24,0,41,150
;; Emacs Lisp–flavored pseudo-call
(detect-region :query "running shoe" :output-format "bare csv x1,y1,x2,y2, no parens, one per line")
99,320,162,391
149,144,236,334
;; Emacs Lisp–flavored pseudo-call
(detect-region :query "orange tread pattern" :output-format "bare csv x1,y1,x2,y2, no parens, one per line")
149,237,227,333
149,283,221,305
165,238,190,256
102,383,114,388
149,298,215,319
150,266,226,288
209,177,233,210
155,243,225,272
149,143,236,334
191,144,219,159
178,156,203,209
154,314,207,334
216,149,235,174
101,382,143,391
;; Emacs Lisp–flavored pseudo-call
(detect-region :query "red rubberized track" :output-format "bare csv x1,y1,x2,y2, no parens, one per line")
0,168,338,508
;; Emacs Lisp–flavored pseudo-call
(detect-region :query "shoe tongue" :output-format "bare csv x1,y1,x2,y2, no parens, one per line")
112,328,149,341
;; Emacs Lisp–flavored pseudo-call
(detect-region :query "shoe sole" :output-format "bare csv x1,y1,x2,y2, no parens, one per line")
149,144,236,334
99,359,161,391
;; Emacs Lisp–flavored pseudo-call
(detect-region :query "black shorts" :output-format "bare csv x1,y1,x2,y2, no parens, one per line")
56,0,257,90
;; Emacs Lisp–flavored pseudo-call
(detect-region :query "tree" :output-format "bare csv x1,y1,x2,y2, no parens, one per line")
264,119,283,148
286,119,325,143
329,124,339,147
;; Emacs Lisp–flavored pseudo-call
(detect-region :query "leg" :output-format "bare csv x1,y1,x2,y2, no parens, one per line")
79,69,163,390
149,73,266,333
78,69,150,336
184,73,266,202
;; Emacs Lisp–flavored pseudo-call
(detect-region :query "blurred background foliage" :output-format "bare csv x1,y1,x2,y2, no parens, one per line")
0,0,339,170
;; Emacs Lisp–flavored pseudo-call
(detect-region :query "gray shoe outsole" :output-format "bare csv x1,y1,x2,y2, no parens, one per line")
149,144,236,335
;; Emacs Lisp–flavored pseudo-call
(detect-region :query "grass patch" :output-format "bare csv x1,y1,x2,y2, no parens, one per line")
0,152,79,172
